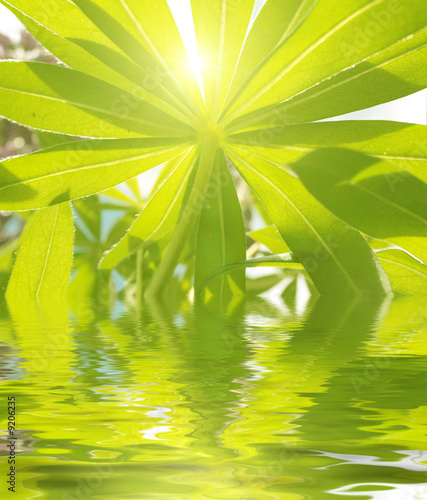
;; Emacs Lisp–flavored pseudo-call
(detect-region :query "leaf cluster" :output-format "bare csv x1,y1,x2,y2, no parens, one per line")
0,0,426,307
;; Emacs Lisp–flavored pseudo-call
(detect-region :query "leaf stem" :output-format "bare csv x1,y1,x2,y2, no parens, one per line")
136,248,143,303
145,131,219,298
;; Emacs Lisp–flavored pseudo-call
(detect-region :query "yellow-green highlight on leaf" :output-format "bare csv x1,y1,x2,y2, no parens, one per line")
195,152,246,304
1,0,200,123
6,203,74,302
0,61,193,138
223,0,318,115
0,138,191,211
248,226,291,254
190,0,255,119
376,248,427,296
223,0,427,126
71,0,206,120
226,145,391,298
250,27,427,127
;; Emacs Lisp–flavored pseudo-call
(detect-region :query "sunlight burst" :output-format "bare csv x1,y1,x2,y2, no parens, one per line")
167,0,205,99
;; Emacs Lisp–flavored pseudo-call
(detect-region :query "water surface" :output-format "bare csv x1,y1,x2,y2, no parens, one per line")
1,295,427,499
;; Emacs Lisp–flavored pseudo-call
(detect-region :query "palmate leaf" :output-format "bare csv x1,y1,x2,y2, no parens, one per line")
1,0,426,302
0,138,190,210
226,145,391,297
195,152,246,303
5,203,74,302
223,0,427,127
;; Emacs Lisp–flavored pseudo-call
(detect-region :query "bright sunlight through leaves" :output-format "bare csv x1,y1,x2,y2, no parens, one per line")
0,0,425,307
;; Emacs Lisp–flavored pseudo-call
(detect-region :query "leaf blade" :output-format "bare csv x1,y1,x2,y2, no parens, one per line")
71,0,205,118
248,226,291,254
197,253,302,296
290,147,427,263
195,152,247,302
190,0,255,118
100,149,197,271
1,0,195,120
229,121,427,183
0,138,190,211
5,203,74,302
226,145,391,297
224,0,318,111
224,0,427,126
0,61,191,138
376,248,427,295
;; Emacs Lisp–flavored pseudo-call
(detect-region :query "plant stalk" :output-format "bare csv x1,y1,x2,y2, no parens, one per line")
145,132,219,298
136,248,143,304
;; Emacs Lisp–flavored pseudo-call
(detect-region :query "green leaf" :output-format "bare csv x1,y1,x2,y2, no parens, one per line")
266,27,427,126
195,152,246,302
1,0,426,303
144,131,221,297
226,145,391,297
100,149,197,271
36,131,80,150
0,61,191,138
290,147,427,264
376,248,427,295
248,226,291,254
1,0,194,121
71,0,205,119
190,0,255,118
230,121,427,183
197,253,302,296
224,0,318,109
5,203,74,302
0,3,120,87
0,138,189,211
223,0,427,128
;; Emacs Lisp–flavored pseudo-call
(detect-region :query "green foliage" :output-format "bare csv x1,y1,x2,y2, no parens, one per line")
0,137,189,210
0,0,426,304
5,203,73,302
195,152,247,306
227,146,391,297
100,151,197,272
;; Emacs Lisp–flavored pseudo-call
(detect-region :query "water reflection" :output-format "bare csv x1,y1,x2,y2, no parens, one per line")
0,294,426,499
